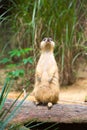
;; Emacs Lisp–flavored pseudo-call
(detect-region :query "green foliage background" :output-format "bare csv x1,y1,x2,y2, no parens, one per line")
0,0,87,129
0,0,87,85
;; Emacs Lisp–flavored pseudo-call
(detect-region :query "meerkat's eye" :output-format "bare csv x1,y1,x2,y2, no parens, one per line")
42,38,47,41
49,38,52,41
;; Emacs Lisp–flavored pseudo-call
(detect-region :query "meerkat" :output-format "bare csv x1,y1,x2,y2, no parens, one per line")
32,37,60,108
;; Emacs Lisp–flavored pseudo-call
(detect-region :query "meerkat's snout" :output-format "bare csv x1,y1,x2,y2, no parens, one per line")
47,38,50,42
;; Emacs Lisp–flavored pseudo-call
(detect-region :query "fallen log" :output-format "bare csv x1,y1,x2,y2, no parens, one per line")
4,99,87,125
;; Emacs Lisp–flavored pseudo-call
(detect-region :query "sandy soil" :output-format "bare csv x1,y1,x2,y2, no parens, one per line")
5,78,87,104
0,68,87,103
60,79,87,103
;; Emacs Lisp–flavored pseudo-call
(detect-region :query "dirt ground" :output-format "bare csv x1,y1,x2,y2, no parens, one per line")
2,78,86,104
60,78,87,103
0,68,87,103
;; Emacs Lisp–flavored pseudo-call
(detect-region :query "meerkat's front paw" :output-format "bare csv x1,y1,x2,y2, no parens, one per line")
47,102,53,109
48,78,52,83
37,77,41,82
48,72,55,83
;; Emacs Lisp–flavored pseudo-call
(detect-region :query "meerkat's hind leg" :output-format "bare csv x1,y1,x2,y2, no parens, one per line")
47,102,53,109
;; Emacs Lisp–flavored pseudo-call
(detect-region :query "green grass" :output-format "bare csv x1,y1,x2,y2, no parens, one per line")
0,0,87,84
0,2,87,128
0,78,30,129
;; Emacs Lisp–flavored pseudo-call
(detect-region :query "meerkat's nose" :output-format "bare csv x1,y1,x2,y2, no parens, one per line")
47,38,52,42
47,38,50,42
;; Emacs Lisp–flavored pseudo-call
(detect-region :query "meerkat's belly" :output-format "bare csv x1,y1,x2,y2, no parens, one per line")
35,71,59,103
34,53,59,104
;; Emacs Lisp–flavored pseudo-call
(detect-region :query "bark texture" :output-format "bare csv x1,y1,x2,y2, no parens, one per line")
4,99,87,125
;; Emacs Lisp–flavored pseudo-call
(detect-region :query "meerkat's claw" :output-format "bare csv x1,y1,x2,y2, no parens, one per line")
48,78,52,83
48,102,53,109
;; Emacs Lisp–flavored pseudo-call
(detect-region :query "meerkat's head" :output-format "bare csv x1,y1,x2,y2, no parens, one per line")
40,37,55,52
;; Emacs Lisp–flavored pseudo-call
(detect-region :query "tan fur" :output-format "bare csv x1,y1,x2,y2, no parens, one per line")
31,38,59,106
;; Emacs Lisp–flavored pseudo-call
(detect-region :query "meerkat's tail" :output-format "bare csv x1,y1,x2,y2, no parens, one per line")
47,102,53,109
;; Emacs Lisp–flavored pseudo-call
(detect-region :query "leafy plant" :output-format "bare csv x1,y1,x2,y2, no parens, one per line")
8,48,34,81
23,57,34,64
0,58,11,64
0,0,87,85
0,78,29,130
7,69,25,79
0,47,34,85
0,78,12,111
9,48,32,58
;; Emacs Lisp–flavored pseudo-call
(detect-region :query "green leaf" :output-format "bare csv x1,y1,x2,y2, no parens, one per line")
6,64,17,68
23,57,34,64
0,79,13,110
0,58,11,64
7,69,25,79
9,49,21,57
9,48,33,58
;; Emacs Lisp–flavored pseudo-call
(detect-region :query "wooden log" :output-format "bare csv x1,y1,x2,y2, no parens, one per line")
4,99,87,125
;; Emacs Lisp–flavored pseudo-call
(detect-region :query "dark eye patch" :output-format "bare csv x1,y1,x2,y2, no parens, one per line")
49,38,52,41
42,37,53,41
42,38,47,41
